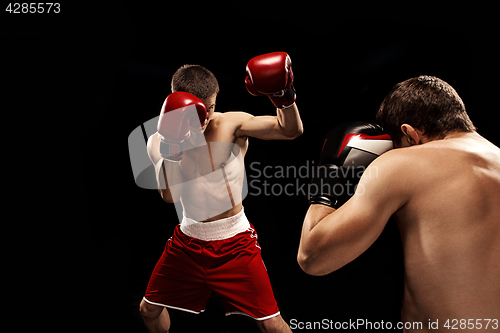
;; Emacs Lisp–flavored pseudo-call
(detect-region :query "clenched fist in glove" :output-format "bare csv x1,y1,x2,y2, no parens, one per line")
245,52,296,109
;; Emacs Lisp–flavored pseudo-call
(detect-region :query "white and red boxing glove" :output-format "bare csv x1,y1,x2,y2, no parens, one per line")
157,92,207,161
245,52,296,108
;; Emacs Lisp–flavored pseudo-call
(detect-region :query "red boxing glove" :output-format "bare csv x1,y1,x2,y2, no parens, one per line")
157,92,207,161
245,52,296,108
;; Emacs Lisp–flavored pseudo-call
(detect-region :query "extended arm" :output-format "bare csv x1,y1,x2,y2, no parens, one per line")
235,103,303,140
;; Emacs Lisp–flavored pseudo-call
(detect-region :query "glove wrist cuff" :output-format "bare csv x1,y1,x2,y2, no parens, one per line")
307,165,359,208
269,85,296,108
308,195,343,209
159,140,184,162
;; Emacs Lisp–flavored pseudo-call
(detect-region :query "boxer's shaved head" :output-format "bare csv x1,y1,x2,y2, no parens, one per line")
171,64,219,100
376,75,476,144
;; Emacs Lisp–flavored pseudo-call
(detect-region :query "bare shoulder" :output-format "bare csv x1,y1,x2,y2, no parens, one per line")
416,133,500,173
369,133,500,216
205,112,252,152
356,144,448,212
366,140,468,188
358,147,418,202
363,147,417,183
213,111,253,124
209,111,254,138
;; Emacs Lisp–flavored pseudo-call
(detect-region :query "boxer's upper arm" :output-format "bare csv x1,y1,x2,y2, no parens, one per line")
236,114,289,140
299,151,409,275
233,105,303,140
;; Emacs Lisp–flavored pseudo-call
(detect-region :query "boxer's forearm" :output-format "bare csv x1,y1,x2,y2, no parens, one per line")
276,103,303,139
148,132,184,202
303,204,336,229
297,204,336,274
154,159,183,203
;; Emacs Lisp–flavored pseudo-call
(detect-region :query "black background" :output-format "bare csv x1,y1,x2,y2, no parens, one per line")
3,2,497,332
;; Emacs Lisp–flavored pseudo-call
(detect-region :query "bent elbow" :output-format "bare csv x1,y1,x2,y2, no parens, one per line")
158,189,175,203
294,127,304,139
297,250,328,277
297,252,312,274
163,196,174,204
283,127,304,140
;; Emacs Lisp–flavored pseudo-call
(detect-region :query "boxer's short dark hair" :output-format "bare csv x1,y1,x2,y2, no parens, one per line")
376,75,476,143
171,64,219,100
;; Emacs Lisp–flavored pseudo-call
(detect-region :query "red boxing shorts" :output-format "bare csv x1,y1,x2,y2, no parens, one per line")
143,207,280,320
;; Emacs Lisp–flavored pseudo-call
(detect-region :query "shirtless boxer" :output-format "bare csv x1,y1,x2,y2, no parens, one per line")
298,76,500,332
139,52,302,333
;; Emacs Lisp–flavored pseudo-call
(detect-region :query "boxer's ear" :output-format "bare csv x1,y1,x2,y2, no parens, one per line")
400,124,423,146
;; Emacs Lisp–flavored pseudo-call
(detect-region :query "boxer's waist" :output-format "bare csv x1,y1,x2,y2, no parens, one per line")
180,207,250,241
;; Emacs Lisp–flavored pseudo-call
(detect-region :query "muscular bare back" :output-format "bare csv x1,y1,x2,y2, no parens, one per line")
298,131,500,332
298,76,498,332
395,132,500,330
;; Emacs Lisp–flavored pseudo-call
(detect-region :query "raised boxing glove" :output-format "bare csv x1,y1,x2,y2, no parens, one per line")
308,122,393,208
245,52,296,108
157,91,207,161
